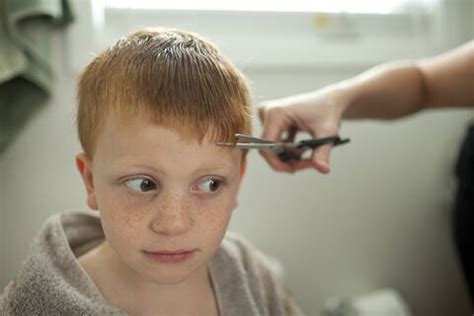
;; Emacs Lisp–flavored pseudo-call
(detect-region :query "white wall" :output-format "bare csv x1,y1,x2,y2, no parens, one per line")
1,1,474,314
0,32,87,288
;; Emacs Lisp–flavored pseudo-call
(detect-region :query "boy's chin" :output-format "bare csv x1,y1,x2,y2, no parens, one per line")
151,273,191,285
146,266,203,285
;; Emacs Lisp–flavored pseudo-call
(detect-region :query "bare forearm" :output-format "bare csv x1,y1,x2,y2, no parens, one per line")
338,41,474,120
339,62,427,119
258,41,474,173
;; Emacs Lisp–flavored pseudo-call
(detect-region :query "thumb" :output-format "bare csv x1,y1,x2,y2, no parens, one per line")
311,144,332,174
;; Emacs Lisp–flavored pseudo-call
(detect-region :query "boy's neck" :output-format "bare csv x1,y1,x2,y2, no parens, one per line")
79,241,219,315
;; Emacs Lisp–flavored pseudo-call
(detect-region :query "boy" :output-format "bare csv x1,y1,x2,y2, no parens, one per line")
0,28,302,315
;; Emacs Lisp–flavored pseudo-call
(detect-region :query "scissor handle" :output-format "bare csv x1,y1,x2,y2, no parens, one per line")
278,136,350,161
278,150,302,161
297,136,350,149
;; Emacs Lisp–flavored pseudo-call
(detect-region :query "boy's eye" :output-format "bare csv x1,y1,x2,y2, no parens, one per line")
195,178,222,193
125,178,157,193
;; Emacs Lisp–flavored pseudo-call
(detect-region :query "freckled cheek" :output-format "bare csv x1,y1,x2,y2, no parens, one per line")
95,185,149,242
193,191,237,227
191,199,234,254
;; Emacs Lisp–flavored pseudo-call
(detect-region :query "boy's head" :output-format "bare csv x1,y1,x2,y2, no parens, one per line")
75,28,251,285
77,27,251,157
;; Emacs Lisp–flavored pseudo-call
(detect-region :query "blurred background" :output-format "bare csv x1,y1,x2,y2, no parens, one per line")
1,0,473,314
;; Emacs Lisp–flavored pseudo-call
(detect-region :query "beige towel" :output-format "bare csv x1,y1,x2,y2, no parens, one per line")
0,212,303,315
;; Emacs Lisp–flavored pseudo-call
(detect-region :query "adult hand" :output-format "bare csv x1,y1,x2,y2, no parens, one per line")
259,41,474,174
258,86,348,174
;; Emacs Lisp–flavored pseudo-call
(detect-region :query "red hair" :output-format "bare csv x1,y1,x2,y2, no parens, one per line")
77,27,252,157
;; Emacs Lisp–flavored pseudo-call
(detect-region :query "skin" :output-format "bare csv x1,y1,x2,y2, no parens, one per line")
76,114,246,316
258,40,474,174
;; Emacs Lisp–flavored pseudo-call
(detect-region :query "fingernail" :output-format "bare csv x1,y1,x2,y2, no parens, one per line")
317,160,330,173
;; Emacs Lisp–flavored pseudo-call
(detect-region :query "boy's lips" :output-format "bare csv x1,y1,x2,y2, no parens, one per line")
143,249,196,264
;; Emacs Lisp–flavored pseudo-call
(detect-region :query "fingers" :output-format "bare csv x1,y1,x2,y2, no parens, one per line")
285,145,332,174
259,151,295,173
259,141,334,174
288,159,313,171
257,104,266,124
311,144,332,174
285,126,298,142
258,104,295,173
259,145,333,174
258,102,336,174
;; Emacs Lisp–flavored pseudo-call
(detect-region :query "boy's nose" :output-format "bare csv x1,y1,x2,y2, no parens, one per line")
149,193,193,236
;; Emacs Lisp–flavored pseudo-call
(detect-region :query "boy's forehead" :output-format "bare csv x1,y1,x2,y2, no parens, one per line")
95,115,241,167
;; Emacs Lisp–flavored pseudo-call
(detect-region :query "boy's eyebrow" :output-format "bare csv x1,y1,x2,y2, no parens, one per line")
106,160,236,174
105,162,165,175
192,163,237,174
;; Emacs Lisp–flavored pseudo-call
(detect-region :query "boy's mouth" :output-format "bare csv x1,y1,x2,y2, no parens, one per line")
143,249,196,264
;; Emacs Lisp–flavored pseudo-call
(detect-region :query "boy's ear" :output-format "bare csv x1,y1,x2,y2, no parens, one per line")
232,158,248,211
239,158,247,179
75,153,98,210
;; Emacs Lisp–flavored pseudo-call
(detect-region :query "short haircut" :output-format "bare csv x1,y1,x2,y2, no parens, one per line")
77,27,252,157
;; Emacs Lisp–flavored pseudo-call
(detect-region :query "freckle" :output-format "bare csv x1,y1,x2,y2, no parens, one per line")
118,208,147,229
200,206,219,224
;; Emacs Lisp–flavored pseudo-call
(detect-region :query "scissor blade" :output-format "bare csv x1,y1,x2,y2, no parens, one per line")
215,142,236,147
234,143,279,149
216,142,282,149
234,133,274,144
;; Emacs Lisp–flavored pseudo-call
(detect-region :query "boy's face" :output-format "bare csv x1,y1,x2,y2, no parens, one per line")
76,115,245,285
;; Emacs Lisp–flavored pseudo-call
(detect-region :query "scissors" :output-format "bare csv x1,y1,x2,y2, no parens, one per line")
217,134,350,161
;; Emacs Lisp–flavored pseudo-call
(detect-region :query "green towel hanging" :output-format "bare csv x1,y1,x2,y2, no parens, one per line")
0,0,74,154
